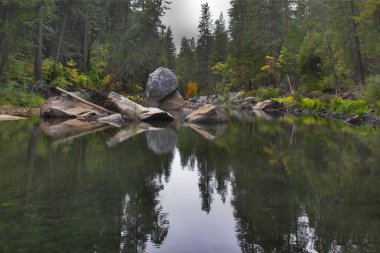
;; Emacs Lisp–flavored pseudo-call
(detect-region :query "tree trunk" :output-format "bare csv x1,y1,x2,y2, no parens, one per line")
0,5,11,74
350,0,366,85
83,8,89,73
55,10,67,61
287,75,294,95
35,4,43,82
327,39,341,95
0,36,6,75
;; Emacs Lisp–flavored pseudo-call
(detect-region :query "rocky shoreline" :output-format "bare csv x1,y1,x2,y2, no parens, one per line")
185,92,380,126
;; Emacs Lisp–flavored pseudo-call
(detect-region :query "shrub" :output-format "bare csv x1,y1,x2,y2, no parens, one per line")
320,94,333,104
126,83,143,94
42,59,99,90
329,97,369,115
256,87,281,101
310,90,323,99
50,76,72,88
185,81,198,99
365,75,380,113
275,96,294,106
276,95,369,115
292,91,303,103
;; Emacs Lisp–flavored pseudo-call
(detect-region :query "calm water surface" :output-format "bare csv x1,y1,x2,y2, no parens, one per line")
0,113,379,253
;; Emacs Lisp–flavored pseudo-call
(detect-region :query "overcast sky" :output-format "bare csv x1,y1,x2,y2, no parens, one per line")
162,0,231,51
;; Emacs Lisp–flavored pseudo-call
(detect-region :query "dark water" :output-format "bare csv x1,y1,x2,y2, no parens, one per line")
0,113,379,253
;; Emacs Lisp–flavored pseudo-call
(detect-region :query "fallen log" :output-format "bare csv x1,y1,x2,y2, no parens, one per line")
56,87,115,115
105,92,174,121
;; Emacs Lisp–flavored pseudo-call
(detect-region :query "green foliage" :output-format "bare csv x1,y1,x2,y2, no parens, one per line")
256,87,280,101
42,59,102,89
88,42,110,85
125,83,144,94
297,33,326,88
365,75,380,113
2,55,34,88
0,88,45,107
276,95,370,115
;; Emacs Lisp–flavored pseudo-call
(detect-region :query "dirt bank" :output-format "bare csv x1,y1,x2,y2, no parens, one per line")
0,105,40,117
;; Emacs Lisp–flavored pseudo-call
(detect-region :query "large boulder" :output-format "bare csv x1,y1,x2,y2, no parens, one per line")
105,92,173,121
143,67,179,107
158,90,185,111
253,99,284,112
40,95,107,120
185,104,227,123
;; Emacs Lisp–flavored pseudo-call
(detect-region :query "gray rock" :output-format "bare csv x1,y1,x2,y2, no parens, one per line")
240,101,255,110
243,97,256,104
345,115,362,125
144,67,179,105
253,100,284,111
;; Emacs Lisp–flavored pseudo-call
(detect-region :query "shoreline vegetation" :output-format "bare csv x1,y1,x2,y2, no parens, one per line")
0,1,379,126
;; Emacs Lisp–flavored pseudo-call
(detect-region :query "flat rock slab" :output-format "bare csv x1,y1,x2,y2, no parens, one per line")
40,95,107,119
158,91,185,111
0,115,27,121
185,104,227,123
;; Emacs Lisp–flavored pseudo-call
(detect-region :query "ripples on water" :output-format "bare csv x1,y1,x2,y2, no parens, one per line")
0,113,379,253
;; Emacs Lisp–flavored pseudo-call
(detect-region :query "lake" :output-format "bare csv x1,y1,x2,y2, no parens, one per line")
0,113,379,253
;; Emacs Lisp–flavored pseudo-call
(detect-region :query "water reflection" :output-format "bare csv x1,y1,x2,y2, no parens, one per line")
145,126,177,155
0,115,378,252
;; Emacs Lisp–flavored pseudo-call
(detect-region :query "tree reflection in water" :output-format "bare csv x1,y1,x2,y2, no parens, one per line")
0,115,378,252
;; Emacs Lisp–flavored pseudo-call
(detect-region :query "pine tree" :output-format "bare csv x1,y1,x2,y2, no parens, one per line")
176,37,195,89
195,2,213,93
210,13,228,66
164,26,176,70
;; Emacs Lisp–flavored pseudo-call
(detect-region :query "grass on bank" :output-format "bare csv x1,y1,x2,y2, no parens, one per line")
275,95,370,115
0,88,45,108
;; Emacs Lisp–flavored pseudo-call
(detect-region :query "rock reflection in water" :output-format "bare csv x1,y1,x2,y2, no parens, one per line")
39,117,108,139
107,122,168,147
145,126,178,155
185,123,227,140
0,113,379,253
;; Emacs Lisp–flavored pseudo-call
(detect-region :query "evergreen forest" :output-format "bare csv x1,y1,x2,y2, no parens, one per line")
0,0,380,113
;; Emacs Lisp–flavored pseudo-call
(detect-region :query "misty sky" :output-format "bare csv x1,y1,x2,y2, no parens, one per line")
162,0,231,51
